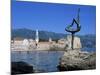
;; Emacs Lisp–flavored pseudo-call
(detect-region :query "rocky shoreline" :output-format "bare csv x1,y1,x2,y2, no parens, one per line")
11,61,34,75
57,50,96,71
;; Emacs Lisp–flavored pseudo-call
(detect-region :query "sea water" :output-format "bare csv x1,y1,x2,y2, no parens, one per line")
11,47,96,73
11,51,64,72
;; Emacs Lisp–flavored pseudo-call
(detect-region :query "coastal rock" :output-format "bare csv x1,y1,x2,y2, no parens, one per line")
57,50,96,71
11,61,34,74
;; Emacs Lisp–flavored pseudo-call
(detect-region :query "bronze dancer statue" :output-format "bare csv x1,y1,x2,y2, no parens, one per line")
65,8,81,50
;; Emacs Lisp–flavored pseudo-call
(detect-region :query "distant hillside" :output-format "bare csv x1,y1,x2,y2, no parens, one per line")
11,28,96,48
79,34,96,48
11,28,66,41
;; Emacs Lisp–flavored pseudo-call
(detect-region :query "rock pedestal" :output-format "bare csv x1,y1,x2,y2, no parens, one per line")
57,50,96,71
57,36,95,71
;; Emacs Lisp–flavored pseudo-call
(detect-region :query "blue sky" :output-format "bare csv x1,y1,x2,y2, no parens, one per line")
11,1,96,35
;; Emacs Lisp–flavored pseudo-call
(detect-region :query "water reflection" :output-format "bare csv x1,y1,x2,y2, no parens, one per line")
11,51,64,72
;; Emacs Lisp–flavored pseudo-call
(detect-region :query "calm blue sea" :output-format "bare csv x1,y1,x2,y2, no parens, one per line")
82,47,96,52
11,51,64,72
11,47,96,72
